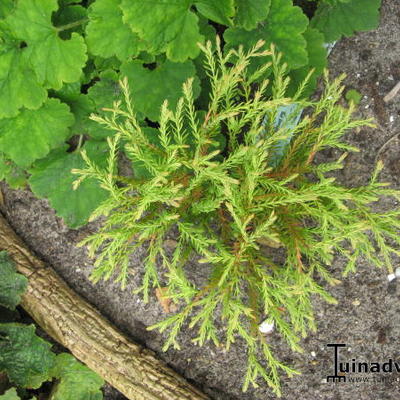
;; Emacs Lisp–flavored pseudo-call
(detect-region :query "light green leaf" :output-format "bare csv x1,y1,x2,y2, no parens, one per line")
86,0,143,61
29,142,109,228
5,0,87,89
52,83,97,137
311,0,381,42
0,323,56,389
224,0,309,70
0,154,27,189
0,0,14,19
49,353,103,400
345,89,362,105
120,0,203,62
120,60,200,121
0,251,27,311
195,0,235,25
0,43,47,118
53,4,88,40
0,388,21,400
86,71,125,139
0,98,74,168
288,27,327,97
234,0,271,30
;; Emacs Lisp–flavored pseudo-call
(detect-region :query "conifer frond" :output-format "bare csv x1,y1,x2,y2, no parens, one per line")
73,39,400,396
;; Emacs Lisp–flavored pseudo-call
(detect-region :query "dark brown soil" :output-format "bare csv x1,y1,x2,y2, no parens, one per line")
1,1,400,399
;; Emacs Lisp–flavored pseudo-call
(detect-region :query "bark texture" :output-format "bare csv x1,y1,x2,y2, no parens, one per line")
0,213,209,400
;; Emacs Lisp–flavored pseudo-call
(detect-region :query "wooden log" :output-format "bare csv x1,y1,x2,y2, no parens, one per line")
0,213,209,400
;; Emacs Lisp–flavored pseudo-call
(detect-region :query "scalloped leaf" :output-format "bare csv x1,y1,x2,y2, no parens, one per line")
0,323,56,389
120,0,203,62
0,251,28,310
288,27,327,97
120,59,200,121
86,0,143,61
224,0,309,71
0,98,74,168
29,142,109,228
5,0,87,89
0,43,47,119
49,353,104,400
311,0,381,42
0,154,27,189
234,0,271,31
195,0,235,26
0,1,14,19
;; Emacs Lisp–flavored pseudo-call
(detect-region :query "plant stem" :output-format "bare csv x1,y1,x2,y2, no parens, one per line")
55,18,88,33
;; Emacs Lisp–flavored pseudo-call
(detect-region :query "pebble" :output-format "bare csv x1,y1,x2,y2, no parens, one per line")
390,115,395,123
259,319,274,334
311,351,316,357
352,299,361,306
395,267,400,278
387,273,396,282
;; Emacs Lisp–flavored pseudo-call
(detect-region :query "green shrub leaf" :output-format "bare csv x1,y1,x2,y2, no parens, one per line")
195,0,235,26
5,0,87,89
0,98,74,168
86,0,143,61
0,251,27,311
0,323,56,389
234,0,271,31
49,353,104,400
311,0,381,42
120,59,200,121
0,155,27,189
288,27,327,96
29,142,109,228
0,43,47,119
120,0,203,62
224,0,309,70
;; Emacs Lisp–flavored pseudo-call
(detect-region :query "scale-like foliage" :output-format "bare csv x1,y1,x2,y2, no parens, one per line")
0,0,382,229
74,41,400,395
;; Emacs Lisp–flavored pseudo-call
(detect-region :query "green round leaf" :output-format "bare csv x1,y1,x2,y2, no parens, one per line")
0,323,56,389
29,142,109,228
120,0,203,62
224,0,309,70
86,0,143,61
311,0,381,42
0,98,74,168
5,0,87,89
120,59,200,121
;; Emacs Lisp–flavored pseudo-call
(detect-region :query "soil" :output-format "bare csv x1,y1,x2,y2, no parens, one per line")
1,1,400,399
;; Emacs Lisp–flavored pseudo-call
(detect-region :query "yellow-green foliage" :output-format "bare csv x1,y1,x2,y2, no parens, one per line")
73,40,400,396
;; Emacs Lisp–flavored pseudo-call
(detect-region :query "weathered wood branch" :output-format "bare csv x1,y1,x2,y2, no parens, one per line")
0,213,209,400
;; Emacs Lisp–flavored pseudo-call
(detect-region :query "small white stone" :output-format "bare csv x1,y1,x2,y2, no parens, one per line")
356,73,361,78
376,81,380,86
395,267,400,278
387,273,396,282
311,351,316,357
259,319,274,334
76,268,81,273
390,115,395,123
347,347,352,352
364,104,370,109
